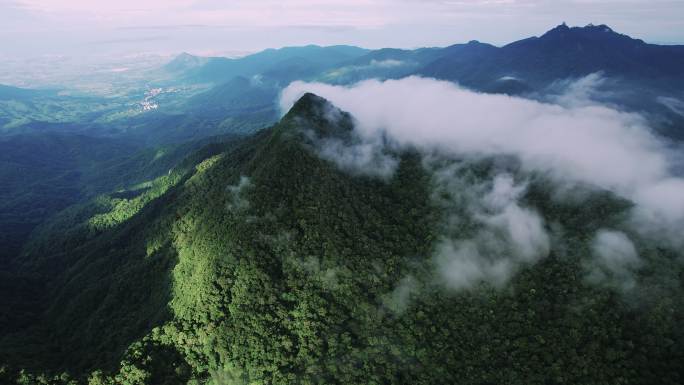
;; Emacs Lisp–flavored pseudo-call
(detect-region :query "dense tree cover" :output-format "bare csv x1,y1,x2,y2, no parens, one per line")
0,133,242,364
0,132,242,260
176,46,369,85
1,94,683,384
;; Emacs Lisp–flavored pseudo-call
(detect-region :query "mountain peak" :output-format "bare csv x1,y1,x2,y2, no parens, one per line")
553,22,570,32
541,22,571,38
286,92,331,117
169,52,200,64
543,22,619,36
583,23,614,33
282,92,354,139
164,52,207,72
536,22,642,46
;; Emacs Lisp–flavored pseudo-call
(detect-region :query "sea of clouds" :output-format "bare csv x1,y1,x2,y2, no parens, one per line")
280,76,684,291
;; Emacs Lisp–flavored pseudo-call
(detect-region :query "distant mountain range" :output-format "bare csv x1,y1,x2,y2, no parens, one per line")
171,45,370,85
162,52,209,73
423,23,684,89
159,23,684,138
3,24,683,142
166,23,684,90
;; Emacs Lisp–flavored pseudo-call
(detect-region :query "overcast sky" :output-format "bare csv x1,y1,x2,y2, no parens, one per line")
2,0,683,58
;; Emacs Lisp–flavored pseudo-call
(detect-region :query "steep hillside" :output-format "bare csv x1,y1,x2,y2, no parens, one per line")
0,133,243,367
0,133,139,262
182,76,279,120
0,132,239,264
1,93,682,384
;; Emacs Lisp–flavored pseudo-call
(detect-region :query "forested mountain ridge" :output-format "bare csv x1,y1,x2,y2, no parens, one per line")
0,132,239,264
174,45,370,85
1,93,682,384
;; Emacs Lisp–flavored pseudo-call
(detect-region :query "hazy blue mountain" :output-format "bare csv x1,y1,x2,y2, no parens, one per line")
316,47,445,84
180,45,369,84
184,76,276,109
6,24,684,144
182,76,279,120
162,52,209,73
163,24,684,98
416,24,684,138
168,25,684,134
139,25,684,143
353,47,445,64
421,24,684,89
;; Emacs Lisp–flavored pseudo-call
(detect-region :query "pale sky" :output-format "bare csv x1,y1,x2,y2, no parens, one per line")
2,0,683,58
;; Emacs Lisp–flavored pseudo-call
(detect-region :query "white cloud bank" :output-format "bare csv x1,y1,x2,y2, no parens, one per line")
281,76,684,290
281,76,684,230
434,174,550,290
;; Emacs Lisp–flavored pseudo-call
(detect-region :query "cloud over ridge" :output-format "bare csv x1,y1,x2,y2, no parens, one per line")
282,76,684,289
281,76,684,229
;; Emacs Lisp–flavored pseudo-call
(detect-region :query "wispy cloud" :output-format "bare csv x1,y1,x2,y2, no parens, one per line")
282,75,684,291
282,76,684,242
